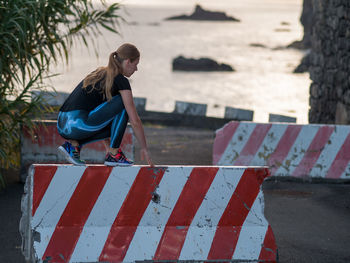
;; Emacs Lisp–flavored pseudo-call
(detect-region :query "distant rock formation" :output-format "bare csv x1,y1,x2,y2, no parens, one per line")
289,0,313,73
249,43,268,48
165,5,240,22
288,0,313,49
172,56,234,72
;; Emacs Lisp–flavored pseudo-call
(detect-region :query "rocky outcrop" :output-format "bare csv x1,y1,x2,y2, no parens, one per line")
172,56,234,72
291,0,313,73
294,51,311,73
288,0,313,49
165,5,240,22
309,0,350,124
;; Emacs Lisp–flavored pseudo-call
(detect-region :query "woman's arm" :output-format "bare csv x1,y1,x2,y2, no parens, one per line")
119,90,154,166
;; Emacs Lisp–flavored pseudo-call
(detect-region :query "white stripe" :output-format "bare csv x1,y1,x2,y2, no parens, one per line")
218,123,256,165
243,190,268,227
309,126,350,178
233,191,268,260
250,124,288,166
70,167,140,262
32,166,86,259
336,129,350,179
123,167,191,262
233,225,268,260
340,161,350,179
274,125,319,176
179,168,244,260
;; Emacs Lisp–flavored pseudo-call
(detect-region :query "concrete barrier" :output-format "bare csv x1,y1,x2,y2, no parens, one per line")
174,101,207,116
225,106,254,121
20,121,134,182
20,165,277,263
134,97,146,112
32,91,257,124
32,91,146,113
32,91,69,106
269,114,296,123
213,121,350,179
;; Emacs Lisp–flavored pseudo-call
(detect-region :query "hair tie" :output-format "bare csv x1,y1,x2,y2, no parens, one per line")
113,52,123,63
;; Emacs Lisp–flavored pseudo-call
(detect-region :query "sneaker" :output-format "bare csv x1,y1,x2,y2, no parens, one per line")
104,149,133,166
58,141,85,166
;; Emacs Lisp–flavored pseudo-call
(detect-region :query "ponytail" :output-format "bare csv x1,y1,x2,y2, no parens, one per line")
82,43,140,100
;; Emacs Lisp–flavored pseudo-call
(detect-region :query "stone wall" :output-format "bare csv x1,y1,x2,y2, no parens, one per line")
309,0,350,124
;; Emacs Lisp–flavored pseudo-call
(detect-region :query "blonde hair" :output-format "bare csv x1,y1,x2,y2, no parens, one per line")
83,43,140,100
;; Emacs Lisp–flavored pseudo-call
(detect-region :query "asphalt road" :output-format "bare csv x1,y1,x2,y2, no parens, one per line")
1,125,349,262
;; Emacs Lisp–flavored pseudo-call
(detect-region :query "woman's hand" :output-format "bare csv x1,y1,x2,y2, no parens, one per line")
140,148,154,167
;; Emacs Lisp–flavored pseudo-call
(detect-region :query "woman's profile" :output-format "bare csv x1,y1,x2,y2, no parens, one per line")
57,43,153,167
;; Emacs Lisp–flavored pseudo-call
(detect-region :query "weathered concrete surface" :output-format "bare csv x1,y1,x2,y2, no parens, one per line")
173,101,207,116
225,107,254,121
268,114,297,123
1,125,350,262
22,165,275,262
213,121,350,179
20,121,134,182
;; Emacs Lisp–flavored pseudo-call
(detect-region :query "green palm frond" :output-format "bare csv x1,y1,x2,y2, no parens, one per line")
0,0,123,183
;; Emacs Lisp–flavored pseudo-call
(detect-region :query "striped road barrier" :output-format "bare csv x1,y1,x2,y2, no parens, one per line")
213,121,350,179
20,121,134,182
20,165,277,263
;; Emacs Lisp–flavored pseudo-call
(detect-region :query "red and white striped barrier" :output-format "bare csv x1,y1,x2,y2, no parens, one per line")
20,121,134,181
213,121,350,179
20,165,277,263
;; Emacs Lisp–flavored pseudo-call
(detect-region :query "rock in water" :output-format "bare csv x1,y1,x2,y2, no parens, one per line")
166,4,240,22
172,56,234,72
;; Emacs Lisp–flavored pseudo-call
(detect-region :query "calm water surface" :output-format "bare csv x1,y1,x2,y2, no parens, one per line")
49,0,311,123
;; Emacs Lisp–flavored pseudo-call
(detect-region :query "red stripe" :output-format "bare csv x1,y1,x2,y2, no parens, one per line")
213,121,240,164
207,226,241,260
233,124,272,166
292,126,334,177
99,167,166,262
153,167,219,260
43,166,112,262
268,125,302,176
259,225,277,262
207,168,268,260
326,133,350,179
32,166,57,216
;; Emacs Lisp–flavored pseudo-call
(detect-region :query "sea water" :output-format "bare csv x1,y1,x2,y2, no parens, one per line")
48,0,311,123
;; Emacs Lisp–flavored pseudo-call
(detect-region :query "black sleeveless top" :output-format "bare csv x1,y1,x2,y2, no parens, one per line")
59,74,131,112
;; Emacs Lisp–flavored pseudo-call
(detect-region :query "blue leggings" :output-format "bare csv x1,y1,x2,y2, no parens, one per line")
57,95,128,148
